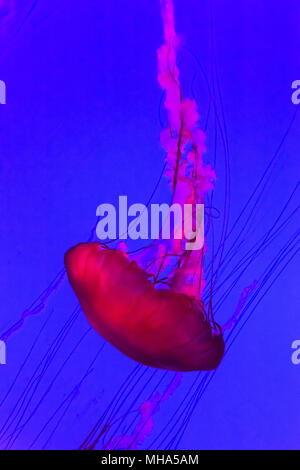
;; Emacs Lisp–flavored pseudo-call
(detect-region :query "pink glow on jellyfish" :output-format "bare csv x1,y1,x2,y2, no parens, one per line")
64,0,225,372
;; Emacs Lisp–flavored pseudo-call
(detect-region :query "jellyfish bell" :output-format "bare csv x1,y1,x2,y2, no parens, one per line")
65,242,224,371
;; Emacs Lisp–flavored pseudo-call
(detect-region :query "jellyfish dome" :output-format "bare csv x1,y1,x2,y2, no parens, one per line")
65,243,224,371
65,0,225,372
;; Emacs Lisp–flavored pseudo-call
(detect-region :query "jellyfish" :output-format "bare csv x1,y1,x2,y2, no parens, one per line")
64,0,225,372
0,0,298,451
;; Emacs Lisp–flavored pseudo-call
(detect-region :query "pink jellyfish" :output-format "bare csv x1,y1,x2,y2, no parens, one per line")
65,0,225,372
